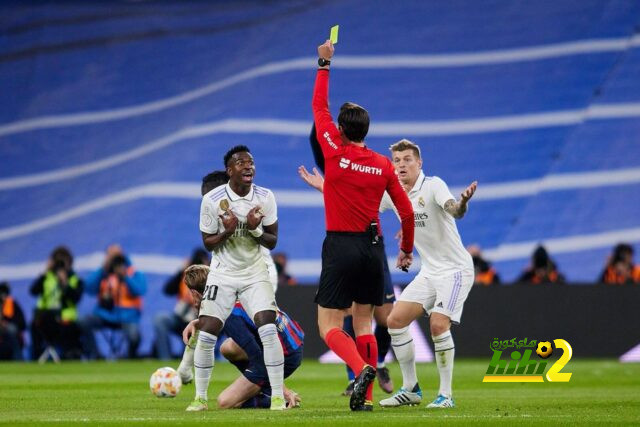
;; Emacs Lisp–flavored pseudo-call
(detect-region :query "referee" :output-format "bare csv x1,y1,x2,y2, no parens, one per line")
312,40,415,411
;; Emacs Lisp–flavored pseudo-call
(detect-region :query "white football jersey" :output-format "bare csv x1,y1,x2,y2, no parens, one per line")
200,183,277,274
381,171,473,278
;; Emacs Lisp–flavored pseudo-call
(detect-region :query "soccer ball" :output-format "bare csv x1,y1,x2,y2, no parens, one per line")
536,341,553,359
149,367,182,398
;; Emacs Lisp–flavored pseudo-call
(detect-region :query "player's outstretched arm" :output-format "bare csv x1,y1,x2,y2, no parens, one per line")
298,165,324,192
444,181,478,219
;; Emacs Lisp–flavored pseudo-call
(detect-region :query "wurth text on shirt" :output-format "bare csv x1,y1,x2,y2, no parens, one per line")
339,158,382,176
323,131,338,149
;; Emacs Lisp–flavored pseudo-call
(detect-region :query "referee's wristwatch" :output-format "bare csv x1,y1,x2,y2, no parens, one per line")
318,58,331,67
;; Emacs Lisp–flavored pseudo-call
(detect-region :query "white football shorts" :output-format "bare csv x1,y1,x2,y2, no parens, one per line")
398,270,474,324
199,267,277,324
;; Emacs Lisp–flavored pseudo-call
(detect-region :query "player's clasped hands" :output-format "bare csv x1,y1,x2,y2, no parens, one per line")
219,208,239,233
246,206,265,230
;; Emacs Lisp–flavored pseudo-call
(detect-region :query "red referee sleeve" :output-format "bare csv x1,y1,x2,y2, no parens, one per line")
311,69,342,157
386,172,414,254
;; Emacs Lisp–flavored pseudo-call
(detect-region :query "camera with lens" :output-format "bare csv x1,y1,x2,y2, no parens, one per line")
99,255,128,310
107,255,127,276
52,259,67,273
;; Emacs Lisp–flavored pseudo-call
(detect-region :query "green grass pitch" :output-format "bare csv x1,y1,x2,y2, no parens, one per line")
1,359,639,425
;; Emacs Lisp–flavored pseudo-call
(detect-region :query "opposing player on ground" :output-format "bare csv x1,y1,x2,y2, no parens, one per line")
300,139,477,408
187,145,286,411
176,170,279,385
182,264,303,409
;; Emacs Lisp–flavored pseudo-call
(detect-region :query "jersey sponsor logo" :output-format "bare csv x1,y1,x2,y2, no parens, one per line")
339,158,350,169
436,301,443,308
230,222,250,237
348,161,383,176
323,131,338,149
415,212,428,227
385,293,395,300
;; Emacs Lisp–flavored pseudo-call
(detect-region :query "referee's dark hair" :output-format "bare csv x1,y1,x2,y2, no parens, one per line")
338,102,369,142
201,170,229,195
223,145,251,168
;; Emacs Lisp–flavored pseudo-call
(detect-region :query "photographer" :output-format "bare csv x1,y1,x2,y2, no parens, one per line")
81,245,147,359
153,248,209,360
29,246,83,360
1,282,26,360
467,245,500,286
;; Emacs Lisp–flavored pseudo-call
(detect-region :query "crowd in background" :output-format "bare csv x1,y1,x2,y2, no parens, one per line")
0,242,638,361
470,242,640,286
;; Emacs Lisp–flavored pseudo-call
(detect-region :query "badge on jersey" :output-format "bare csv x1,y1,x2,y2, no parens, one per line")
219,199,230,212
201,206,213,227
418,197,425,208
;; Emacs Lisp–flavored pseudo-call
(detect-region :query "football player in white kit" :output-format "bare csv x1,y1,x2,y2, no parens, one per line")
176,170,278,385
299,139,477,409
379,139,476,409
186,145,286,412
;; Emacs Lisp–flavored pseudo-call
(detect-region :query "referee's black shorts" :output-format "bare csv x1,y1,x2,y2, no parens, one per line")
315,231,386,309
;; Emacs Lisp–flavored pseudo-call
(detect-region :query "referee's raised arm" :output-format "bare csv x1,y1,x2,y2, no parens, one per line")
312,40,342,158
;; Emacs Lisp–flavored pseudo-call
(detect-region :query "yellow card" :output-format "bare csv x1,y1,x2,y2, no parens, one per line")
330,25,339,44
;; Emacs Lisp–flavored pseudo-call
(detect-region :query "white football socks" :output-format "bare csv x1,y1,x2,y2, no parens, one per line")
194,330,217,400
432,330,455,397
258,323,284,399
389,326,417,390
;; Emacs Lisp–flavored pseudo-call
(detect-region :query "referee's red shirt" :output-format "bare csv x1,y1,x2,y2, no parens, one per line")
312,69,414,254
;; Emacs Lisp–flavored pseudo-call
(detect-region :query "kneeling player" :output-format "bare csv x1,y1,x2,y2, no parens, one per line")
183,264,304,409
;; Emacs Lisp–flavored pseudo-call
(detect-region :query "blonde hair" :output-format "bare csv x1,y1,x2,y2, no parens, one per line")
389,139,421,159
184,264,210,293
